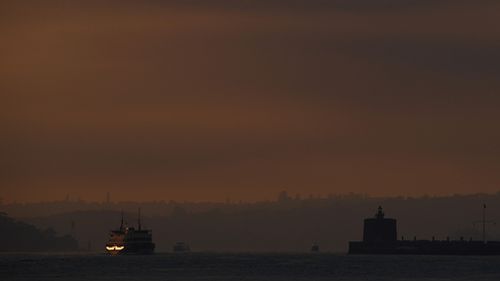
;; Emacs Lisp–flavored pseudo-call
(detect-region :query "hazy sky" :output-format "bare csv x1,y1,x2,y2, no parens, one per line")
2,0,500,202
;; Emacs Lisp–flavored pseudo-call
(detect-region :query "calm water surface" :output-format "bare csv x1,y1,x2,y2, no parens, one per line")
1,253,500,281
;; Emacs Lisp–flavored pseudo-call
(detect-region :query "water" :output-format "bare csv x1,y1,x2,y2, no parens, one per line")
1,253,500,281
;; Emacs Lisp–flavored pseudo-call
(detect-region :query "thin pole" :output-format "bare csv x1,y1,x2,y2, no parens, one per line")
138,208,142,231
120,210,124,230
483,204,487,244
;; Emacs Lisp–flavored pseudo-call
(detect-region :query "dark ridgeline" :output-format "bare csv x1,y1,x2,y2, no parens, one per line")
8,192,500,252
349,206,500,255
0,212,78,252
105,209,155,255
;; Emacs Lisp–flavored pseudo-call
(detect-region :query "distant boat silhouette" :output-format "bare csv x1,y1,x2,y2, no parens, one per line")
173,242,191,253
311,242,320,252
349,205,500,255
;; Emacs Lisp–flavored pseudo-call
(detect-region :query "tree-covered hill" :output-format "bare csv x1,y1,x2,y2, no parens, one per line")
0,212,78,252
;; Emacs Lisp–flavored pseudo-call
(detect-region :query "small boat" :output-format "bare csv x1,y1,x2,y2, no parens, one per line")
173,242,191,253
311,243,320,252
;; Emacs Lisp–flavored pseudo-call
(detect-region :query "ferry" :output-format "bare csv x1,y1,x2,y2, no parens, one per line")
106,209,155,255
